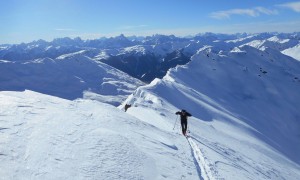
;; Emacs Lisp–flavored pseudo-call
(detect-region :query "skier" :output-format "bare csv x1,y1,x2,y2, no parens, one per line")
124,104,131,112
175,109,192,136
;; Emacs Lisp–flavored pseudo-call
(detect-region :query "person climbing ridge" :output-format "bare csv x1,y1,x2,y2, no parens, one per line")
124,104,131,112
175,109,192,136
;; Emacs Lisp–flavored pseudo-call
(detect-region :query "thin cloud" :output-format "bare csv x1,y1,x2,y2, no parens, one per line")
277,1,300,12
210,7,278,19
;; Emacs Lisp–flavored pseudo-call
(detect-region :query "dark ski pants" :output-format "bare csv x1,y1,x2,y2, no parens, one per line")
181,119,187,135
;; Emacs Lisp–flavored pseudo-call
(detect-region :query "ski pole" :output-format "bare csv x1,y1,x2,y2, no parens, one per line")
173,115,178,130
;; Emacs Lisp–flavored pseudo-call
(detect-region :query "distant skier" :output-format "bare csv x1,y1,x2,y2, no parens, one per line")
175,109,192,136
124,104,131,112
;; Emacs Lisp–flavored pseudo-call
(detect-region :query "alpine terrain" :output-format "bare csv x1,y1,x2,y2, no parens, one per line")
1,32,300,180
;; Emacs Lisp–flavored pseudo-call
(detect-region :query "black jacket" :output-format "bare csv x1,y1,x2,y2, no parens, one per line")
176,111,192,121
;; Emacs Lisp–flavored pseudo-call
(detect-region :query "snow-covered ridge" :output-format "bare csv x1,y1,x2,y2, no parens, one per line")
56,50,88,59
122,44,300,179
244,35,299,53
267,36,290,43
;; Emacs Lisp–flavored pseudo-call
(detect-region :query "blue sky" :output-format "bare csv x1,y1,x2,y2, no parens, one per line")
1,0,300,44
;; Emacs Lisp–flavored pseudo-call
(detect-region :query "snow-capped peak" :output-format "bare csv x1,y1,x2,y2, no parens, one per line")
267,36,290,44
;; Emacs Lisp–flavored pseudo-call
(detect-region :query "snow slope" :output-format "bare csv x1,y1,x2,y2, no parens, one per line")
282,44,300,61
0,90,200,180
121,45,300,179
0,54,144,105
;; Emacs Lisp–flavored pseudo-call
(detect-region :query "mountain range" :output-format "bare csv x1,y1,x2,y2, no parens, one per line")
1,33,299,82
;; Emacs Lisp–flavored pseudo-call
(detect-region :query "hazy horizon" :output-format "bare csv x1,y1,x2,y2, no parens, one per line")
2,31,300,45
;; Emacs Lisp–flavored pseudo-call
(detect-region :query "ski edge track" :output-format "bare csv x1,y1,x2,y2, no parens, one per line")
187,136,215,180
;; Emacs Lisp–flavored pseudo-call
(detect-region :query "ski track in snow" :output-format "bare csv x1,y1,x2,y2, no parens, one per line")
186,136,215,180
187,133,286,180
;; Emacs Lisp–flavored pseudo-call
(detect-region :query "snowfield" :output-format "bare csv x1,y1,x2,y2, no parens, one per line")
0,90,199,180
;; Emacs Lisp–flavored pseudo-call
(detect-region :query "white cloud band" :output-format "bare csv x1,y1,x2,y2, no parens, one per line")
210,7,278,19
278,2,300,12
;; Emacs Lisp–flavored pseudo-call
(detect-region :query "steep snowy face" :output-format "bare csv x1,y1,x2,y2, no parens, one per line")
198,46,299,160
0,55,144,105
178,46,300,161
122,45,300,179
